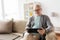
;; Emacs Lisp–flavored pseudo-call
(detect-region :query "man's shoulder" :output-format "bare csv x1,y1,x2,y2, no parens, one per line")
41,15,48,17
29,16,34,20
30,16,35,19
41,15,49,19
30,15,49,18
42,15,50,20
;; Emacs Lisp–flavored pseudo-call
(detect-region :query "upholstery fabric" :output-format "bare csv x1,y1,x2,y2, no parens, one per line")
13,20,27,33
0,20,13,33
0,33,20,40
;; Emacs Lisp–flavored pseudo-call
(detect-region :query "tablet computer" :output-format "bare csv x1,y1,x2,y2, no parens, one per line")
27,28,42,33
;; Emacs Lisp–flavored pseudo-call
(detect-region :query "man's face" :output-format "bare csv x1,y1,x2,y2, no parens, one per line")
35,5,42,15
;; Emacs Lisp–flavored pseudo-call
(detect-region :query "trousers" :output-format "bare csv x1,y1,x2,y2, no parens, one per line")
21,32,57,40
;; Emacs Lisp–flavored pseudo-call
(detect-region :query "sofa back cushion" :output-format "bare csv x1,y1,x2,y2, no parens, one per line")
0,20,13,33
13,20,27,33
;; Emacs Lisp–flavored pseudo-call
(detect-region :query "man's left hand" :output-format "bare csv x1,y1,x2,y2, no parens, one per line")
37,28,45,35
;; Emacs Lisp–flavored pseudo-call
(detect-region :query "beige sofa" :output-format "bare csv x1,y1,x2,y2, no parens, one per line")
0,20,27,40
0,20,57,40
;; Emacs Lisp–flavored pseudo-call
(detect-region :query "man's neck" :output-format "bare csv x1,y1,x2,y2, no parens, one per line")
37,14,42,16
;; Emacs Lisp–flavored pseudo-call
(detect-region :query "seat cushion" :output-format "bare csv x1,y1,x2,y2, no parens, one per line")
0,20,13,33
0,33,21,40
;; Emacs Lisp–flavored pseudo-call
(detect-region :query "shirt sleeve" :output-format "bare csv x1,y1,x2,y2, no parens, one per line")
25,17,32,29
46,16,54,33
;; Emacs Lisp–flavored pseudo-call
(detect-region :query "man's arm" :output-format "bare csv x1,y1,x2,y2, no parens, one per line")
46,16,54,33
25,17,32,29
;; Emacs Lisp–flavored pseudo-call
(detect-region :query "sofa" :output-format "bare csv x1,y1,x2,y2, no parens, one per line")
0,19,27,40
0,19,57,40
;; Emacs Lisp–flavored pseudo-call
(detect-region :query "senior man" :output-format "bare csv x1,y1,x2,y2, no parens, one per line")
23,4,57,40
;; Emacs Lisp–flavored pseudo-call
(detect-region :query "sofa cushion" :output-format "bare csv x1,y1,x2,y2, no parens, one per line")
13,20,27,33
0,20,13,33
0,33,20,40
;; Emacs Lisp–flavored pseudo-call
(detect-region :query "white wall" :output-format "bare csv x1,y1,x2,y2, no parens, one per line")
19,0,60,27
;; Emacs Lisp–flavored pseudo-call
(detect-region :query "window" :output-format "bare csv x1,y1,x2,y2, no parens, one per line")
0,0,25,20
4,0,19,19
0,0,3,20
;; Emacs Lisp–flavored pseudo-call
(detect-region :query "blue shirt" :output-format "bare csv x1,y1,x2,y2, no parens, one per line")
33,16,41,28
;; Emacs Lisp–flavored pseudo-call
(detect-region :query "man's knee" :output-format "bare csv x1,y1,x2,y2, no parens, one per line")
24,32,40,40
46,32,57,40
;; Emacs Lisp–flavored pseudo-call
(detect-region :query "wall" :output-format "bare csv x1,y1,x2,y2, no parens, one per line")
19,0,60,27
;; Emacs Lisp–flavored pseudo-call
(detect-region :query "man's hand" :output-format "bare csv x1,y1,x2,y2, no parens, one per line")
37,28,45,35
